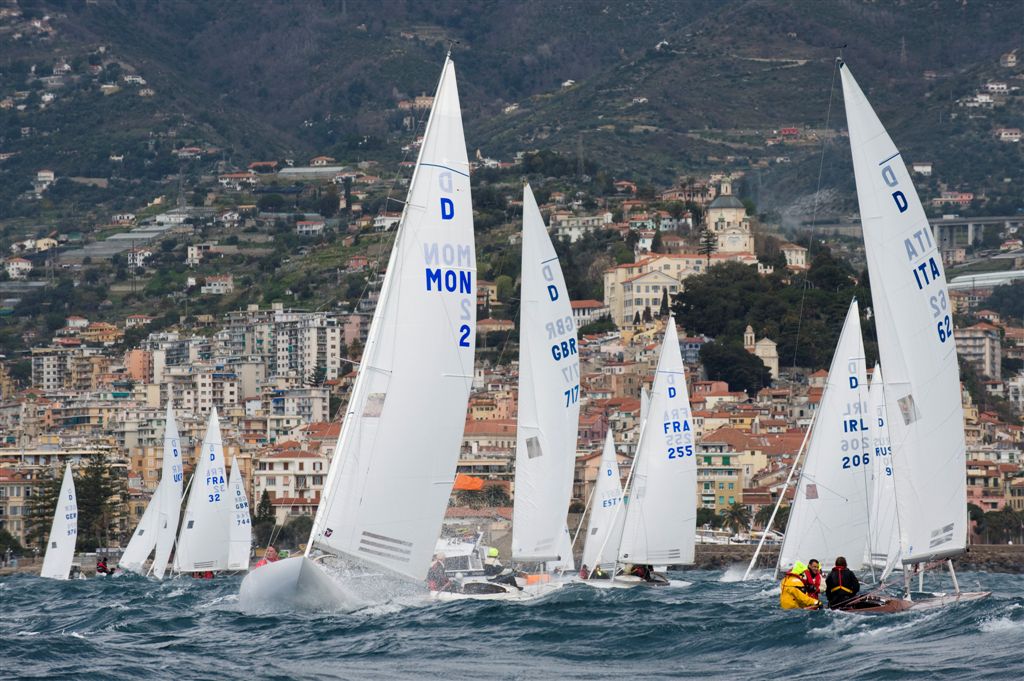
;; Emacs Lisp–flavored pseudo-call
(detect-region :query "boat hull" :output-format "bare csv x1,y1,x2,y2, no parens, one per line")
905,591,991,611
432,580,563,602
238,556,354,613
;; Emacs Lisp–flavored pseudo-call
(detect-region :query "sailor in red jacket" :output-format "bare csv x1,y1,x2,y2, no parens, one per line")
801,558,823,599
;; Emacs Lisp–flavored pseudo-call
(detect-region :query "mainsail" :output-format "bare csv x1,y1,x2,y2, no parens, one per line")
121,404,184,577
581,429,626,574
40,463,77,580
779,300,872,571
618,318,697,565
119,484,162,574
306,55,476,581
175,409,231,573
511,184,580,562
227,455,252,571
151,404,184,579
841,63,967,564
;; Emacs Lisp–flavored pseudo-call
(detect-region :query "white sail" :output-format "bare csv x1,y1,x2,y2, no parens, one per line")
618,318,697,565
866,363,901,575
841,63,967,564
581,429,626,574
545,525,576,572
640,386,650,424
512,184,581,562
151,404,184,579
227,456,252,571
118,484,162,574
307,56,476,582
40,463,77,580
175,409,231,573
779,300,872,571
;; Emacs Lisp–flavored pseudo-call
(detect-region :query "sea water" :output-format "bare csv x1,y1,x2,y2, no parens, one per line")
1,570,1021,680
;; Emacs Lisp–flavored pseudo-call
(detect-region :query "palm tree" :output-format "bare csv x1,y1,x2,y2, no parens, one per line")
754,503,791,532
719,502,752,536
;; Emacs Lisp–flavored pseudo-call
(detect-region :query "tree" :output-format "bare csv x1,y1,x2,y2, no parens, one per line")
700,341,771,395
308,365,327,386
277,514,314,549
658,287,670,318
495,275,514,303
642,306,653,323
482,484,510,507
632,311,641,326
650,230,664,254
76,452,125,550
697,507,720,528
698,227,717,267
755,503,789,531
0,528,23,556
719,502,752,535
252,490,275,546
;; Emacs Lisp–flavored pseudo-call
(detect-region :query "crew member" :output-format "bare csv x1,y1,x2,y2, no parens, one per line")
780,561,820,610
483,547,503,576
254,546,279,569
95,557,111,575
825,556,860,609
801,558,822,600
427,553,452,592
579,564,590,580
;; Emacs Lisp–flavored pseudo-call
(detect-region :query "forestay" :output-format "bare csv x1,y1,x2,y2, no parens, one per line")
841,63,967,564
151,404,184,579
307,56,476,582
175,409,231,573
779,300,872,571
865,363,901,575
512,184,580,562
618,318,697,565
227,456,252,571
40,463,77,580
581,430,626,574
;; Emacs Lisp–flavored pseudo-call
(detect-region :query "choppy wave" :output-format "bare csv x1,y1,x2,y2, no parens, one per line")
1,570,1020,680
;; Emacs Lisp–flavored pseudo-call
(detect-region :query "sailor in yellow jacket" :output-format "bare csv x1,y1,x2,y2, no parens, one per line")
780,561,821,610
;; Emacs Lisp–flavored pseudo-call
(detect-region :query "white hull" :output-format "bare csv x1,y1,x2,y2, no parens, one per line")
432,580,564,602
238,556,355,613
906,591,990,610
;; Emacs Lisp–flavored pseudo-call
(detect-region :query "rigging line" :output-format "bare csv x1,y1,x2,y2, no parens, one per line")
791,56,840,370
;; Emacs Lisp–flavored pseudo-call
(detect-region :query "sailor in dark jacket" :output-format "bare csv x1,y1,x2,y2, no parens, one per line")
825,556,860,609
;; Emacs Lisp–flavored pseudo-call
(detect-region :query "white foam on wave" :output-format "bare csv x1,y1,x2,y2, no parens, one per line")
17,631,40,636
979,617,1024,633
666,579,692,588
809,608,940,641
61,630,86,639
719,564,770,582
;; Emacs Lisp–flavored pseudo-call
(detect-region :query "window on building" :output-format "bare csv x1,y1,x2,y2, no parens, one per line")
722,456,731,465
282,462,289,471
728,483,734,490
267,477,276,486
718,482,724,490
718,496,724,504
729,496,735,504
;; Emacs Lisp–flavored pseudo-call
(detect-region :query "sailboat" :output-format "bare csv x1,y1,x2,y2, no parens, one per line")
598,317,696,587
840,60,988,606
434,183,579,601
227,455,252,571
174,409,232,575
864,363,900,575
120,404,184,578
239,53,476,612
776,300,873,577
40,463,77,580
579,429,626,580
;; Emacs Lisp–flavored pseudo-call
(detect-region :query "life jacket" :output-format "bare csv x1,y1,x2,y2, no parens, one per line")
829,566,853,594
801,570,821,596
